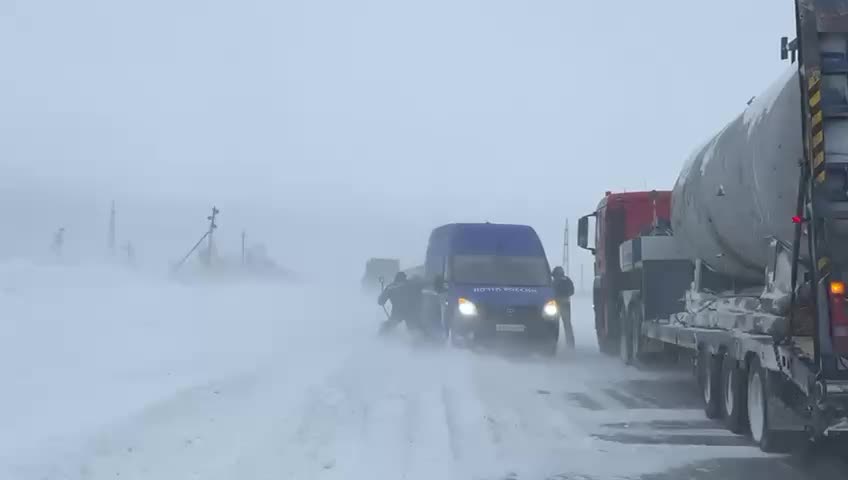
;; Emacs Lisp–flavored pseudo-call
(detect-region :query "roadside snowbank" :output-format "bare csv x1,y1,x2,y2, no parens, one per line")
0,259,373,479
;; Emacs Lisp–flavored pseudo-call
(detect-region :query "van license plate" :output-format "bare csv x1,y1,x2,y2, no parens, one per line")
496,324,526,333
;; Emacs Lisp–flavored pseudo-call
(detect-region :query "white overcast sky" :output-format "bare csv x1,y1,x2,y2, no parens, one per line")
0,0,796,278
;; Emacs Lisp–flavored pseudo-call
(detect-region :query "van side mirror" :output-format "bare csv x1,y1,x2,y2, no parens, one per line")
433,274,447,293
577,214,596,254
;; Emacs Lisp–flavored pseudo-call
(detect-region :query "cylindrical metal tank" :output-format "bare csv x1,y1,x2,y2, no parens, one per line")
671,64,848,281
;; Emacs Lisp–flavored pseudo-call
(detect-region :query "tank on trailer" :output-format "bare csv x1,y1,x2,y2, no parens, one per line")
672,56,848,281
672,68,804,281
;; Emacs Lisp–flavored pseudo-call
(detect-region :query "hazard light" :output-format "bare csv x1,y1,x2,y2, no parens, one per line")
829,281,848,354
792,215,803,224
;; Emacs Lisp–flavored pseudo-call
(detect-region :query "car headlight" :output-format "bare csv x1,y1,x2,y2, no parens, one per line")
458,297,478,316
543,300,559,318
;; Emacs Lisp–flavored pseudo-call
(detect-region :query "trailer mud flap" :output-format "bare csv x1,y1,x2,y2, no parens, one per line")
766,370,807,432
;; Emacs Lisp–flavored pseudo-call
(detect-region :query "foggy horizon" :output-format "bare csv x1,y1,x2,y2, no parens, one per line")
1,0,796,277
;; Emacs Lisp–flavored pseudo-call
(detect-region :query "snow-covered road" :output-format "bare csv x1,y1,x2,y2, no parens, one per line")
1,261,845,480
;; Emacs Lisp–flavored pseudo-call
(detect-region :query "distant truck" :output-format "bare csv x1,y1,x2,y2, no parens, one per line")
361,258,400,291
420,223,564,355
578,6,848,452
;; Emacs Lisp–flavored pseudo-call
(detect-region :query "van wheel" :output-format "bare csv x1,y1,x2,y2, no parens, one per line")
721,355,748,434
450,332,466,349
540,341,557,358
700,349,723,419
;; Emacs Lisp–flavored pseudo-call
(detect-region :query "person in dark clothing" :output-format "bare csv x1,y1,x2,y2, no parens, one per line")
552,266,576,348
377,272,423,335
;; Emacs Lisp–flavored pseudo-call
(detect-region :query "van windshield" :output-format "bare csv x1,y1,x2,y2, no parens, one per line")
451,255,550,286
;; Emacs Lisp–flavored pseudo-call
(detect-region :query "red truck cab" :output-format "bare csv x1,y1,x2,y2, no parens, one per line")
578,191,671,354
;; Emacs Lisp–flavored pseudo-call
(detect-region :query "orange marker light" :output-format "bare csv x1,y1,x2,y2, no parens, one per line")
831,281,846,296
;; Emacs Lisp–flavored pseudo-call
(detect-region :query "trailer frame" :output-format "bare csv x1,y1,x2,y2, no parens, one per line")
617,234,848,450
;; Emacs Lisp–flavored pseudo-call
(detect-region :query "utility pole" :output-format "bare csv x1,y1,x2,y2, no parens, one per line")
562,219,570,276
241,230,246,265
206,206,219,266
108,200,116,256
124,241,135,266
172,207,220,273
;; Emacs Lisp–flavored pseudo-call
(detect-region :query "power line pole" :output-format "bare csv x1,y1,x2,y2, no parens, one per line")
206,206,219,266
562,219,570,276
125,241,135,266
108,200,116,256
172,208,220,273
241,230,247,265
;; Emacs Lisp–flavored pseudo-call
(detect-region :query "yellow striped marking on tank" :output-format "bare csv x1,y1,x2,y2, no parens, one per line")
810,90,822,108
814,151,825,168
812,110,823,127
809,71,825,183
813,131,824,148
809,70,821,88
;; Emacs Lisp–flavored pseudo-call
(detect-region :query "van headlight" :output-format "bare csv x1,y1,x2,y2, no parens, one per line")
543,300,559,318
458,298,478,316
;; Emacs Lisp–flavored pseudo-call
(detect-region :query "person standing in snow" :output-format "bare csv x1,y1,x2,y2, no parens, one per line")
377,272,422,335
552,266,576,348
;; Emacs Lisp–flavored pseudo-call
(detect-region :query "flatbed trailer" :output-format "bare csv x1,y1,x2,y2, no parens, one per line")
615,234,848,452
639,314,848,440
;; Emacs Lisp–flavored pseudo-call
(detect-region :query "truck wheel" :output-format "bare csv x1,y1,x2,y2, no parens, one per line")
700,349,723,419
598,298,621,356
747,357,783,453
721,354,748,434
597,331,609,354
620,312,633,365
631,306,644,363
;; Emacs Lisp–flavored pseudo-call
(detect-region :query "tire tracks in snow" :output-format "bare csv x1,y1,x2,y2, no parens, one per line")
441,386,462,462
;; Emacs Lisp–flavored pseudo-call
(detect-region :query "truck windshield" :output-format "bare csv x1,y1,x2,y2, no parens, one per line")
451,255,550,286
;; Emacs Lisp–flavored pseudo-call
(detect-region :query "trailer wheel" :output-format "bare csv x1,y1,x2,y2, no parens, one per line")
700,349,723,419
721,354,747,434
747,356,783,453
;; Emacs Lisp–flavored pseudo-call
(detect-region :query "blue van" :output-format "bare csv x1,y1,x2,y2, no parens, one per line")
420,223,560,354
